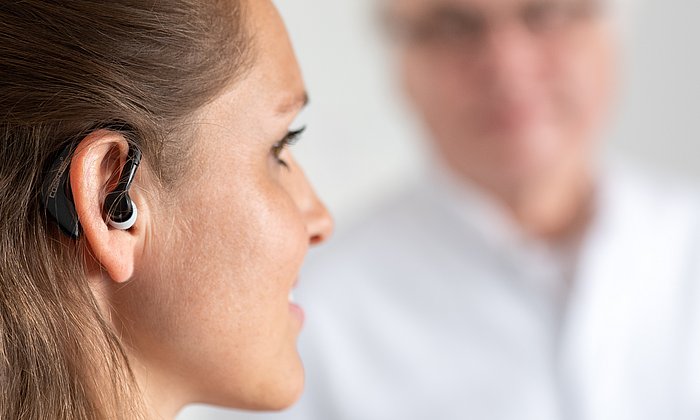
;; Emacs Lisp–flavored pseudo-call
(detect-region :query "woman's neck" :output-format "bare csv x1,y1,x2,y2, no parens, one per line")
128,353,189,419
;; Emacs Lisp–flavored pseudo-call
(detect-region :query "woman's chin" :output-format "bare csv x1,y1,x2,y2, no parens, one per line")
210,353,306,412
256,356,306,411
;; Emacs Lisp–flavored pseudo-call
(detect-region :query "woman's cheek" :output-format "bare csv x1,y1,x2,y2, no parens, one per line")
258,183,309,273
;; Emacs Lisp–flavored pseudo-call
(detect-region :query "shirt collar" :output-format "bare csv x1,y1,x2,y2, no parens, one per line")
421,161,598,284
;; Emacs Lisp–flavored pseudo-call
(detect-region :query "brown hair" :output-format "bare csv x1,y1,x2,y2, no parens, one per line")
0,1,251,418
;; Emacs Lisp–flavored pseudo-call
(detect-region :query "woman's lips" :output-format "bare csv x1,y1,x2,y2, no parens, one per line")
289,301,305,325
289,287,305,325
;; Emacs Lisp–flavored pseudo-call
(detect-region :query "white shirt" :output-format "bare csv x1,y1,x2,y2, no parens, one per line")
180,163,700,420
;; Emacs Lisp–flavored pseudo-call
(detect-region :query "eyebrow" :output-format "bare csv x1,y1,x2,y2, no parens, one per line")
383,3,483,40
276,91,309,115
425,4,484,26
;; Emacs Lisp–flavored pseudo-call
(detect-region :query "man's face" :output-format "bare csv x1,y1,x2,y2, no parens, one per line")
386,0,618,190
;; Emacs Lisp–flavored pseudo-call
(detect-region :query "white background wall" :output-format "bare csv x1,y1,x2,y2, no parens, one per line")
180,0,699,418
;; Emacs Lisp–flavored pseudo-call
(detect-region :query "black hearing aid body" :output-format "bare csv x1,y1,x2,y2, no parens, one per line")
41,143,142,239
41,144,81,238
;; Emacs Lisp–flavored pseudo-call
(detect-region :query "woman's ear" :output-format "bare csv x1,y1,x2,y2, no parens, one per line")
69,129,145,283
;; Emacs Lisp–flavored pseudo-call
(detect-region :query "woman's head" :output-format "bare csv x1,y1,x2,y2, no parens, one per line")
110,1,334,414
0,0,332,418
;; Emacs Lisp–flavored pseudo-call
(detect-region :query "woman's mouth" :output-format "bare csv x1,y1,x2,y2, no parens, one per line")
289,289,305,325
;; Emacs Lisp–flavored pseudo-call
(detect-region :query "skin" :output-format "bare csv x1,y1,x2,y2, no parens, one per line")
69,0,333,418
386,0,618,239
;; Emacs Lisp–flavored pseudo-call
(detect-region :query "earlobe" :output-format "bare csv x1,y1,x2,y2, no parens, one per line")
69,130,143,284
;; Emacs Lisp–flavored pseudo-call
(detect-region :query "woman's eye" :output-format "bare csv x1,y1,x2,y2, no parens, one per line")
272,126,306,169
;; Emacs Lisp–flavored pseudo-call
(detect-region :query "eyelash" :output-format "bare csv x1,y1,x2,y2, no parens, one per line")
272,126,306,169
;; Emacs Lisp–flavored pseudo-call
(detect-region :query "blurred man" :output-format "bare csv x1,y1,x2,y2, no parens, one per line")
198,0,700,419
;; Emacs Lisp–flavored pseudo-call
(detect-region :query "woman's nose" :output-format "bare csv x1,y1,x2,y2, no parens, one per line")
305,198,333,246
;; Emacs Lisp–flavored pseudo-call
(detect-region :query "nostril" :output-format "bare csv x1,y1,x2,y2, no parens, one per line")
309,234,324,246
307,214,333,246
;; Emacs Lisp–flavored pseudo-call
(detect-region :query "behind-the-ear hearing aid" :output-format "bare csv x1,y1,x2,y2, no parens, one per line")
41,143,142,239
42,144,80,238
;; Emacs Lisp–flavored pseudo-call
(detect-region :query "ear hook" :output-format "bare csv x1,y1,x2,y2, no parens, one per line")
104,145,142,231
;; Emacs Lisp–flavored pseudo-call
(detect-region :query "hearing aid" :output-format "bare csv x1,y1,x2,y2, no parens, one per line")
41,143,142,239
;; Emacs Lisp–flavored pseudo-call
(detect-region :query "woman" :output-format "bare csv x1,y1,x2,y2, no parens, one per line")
0,0,333,418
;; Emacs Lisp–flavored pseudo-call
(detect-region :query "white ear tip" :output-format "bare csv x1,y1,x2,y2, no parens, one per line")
108,203,138,231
